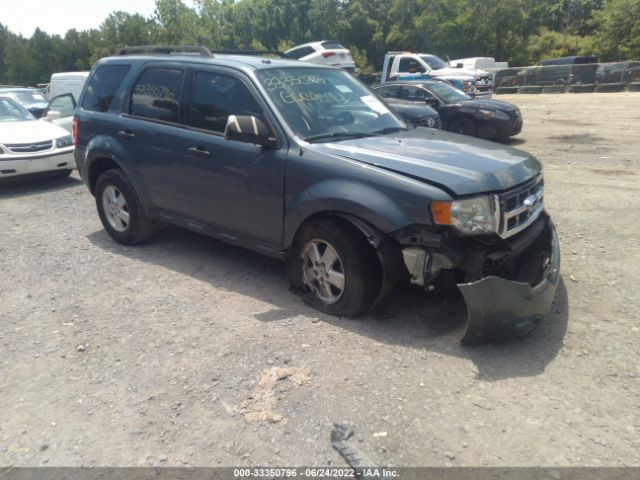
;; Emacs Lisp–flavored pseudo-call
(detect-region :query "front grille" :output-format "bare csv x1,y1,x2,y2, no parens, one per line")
496,175,544,238
475,74,493,92
6,140,53,153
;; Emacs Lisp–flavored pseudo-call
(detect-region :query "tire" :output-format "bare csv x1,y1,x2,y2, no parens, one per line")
287,218,381,318
448,117,477,137
95,169,155,245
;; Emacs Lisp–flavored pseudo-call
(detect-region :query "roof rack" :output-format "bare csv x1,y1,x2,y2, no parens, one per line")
115,45,213,57
210,49,289,59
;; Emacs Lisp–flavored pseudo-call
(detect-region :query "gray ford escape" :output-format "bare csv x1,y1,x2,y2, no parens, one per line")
73,46,560,344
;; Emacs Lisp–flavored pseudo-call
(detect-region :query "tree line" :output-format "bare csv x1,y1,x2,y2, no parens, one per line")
1,0,639,86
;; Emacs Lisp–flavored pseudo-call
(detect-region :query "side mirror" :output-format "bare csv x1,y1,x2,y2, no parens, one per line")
456,63,464,69
425,98,439,108
44,110,62,121
224,115,277,148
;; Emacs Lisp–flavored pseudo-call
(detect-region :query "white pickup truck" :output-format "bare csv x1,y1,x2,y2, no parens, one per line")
380,52,494,97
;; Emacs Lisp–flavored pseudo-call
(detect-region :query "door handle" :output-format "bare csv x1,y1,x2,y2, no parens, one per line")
117,129,136,139
187,146,211,157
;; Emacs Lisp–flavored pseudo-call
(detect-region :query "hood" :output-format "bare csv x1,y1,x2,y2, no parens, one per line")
0,119,69,145
460,98,519,112
384,99,439,118
309,129,540,196
433,67,490,78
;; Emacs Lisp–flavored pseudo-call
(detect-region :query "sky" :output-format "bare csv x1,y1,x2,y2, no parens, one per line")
1,0,184,37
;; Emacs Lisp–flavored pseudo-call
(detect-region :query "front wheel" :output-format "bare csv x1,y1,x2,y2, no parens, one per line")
287,218,380,317
95,169,155,245
449,117,477,137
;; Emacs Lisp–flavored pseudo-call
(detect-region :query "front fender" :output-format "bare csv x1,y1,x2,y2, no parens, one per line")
283,179,414,249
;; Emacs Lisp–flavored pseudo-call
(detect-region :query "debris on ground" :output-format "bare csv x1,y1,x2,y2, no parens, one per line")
331,423,378,471
243,366,311,423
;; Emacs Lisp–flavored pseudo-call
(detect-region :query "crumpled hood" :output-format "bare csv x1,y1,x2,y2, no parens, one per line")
433,67,490,78
0,120,69,145
309,129,541,196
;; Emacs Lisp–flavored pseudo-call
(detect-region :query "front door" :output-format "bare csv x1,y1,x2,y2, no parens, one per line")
180,68,287,247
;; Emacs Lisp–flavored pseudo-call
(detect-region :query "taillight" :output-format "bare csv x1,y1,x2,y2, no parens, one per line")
72,116,79,146
321,51,336,59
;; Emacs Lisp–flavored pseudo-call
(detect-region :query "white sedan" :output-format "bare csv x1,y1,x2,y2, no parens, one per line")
285,41,357,73
0,96,75,179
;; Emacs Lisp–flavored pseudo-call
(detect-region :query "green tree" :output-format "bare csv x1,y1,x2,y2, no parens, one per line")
590,0,640,60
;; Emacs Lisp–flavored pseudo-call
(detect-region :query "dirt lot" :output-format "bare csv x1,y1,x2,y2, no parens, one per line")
1,93,639,468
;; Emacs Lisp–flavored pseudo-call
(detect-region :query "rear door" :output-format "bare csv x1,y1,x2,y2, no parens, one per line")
180,67,287,247
118,64,191,214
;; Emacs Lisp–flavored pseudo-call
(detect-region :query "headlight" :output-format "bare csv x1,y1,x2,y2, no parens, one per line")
479,109,509,120
56,135,73,148
431,195,496,235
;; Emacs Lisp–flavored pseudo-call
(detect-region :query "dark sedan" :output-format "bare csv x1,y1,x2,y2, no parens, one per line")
373,80,523,140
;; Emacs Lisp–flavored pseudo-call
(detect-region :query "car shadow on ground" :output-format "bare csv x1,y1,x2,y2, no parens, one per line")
88,225,569,381
498,137,527,147
0,172,82,198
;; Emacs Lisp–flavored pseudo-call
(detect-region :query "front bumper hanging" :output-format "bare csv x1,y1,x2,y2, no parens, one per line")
457,221,561,344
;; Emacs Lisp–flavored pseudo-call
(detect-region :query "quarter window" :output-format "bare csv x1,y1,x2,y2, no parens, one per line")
189,72,262,133
130,68,184,123
82,65,130,113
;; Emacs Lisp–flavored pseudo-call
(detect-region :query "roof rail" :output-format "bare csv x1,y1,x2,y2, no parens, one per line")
115,45,213,57
210,49,289,59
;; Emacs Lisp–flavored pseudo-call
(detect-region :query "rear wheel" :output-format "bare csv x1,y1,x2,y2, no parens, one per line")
288,218,380,317
95,169,155,245
449,117,477,137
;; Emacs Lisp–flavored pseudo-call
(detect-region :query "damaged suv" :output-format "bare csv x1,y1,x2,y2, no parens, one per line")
73,46,560,344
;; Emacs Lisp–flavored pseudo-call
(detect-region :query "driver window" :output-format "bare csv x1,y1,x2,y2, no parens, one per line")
189,72,262,133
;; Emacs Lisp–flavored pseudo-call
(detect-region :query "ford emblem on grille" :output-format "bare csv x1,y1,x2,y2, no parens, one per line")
523,194,539,212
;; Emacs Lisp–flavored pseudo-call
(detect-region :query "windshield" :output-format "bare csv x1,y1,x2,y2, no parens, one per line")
0,96,35,122
424,82,472,103
420,55,448,70
256,67,406,142
4,89,48,104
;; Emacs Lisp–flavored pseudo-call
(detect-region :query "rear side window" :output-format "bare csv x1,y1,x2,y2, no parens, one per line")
130,68,184,123
286,46,315,59
377,86,401,99
399,58,423,73
321,41,345,50
82,65,130,113
189,71,262,133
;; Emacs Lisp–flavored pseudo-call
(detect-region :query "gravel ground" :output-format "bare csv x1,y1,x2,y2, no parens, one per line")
1,93,639,468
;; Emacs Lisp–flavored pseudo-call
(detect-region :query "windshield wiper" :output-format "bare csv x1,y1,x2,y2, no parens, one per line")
304,131,375,143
